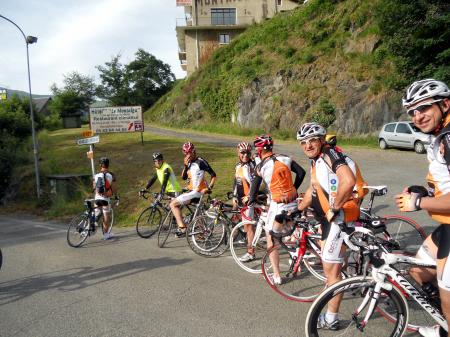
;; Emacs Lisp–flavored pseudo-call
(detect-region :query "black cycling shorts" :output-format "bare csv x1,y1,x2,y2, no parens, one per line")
431,224,450,260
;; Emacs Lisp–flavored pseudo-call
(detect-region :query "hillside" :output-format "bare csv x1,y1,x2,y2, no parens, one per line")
146,0,449,136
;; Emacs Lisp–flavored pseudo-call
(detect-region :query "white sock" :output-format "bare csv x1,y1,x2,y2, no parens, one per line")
325,311,338,322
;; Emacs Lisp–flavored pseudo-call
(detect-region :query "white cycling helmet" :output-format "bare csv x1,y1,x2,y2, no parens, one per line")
297,123,327,141
402,79,450,108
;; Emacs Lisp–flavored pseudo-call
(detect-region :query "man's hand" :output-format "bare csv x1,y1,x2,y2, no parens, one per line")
139,189,146,196
395,185,428,212
326,208,339,222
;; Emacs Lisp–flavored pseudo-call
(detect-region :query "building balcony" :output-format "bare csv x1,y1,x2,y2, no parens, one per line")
176,16,255,29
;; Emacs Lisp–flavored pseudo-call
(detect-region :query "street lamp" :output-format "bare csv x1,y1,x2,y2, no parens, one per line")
0,14,41,198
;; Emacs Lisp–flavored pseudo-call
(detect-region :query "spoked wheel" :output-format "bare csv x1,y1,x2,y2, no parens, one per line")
136,207,162,238
157,211,174,248
382,215,426,256
262,242,326,302
186,215,228,257
305,276,408,337
67,213,90,248
229,221,266,274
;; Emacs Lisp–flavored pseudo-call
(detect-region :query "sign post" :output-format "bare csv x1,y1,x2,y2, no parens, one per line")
76,135,100,177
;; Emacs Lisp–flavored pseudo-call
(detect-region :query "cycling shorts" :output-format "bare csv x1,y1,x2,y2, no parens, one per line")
166,192,181,198
266,200,297,231
422,224,450,291
95,199,111,214
321,211,346,264
175,190,202,206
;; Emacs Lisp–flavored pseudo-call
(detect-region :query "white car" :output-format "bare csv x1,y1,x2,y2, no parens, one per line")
378,122,431,154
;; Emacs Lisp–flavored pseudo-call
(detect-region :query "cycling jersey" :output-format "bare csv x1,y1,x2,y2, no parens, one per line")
233,160,256,203
94,171,115,201
310,146,362,223
182,157,216,192
146,162,181,194
248,154,305,204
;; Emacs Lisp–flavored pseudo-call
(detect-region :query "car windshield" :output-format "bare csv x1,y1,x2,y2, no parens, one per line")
409,123,421,132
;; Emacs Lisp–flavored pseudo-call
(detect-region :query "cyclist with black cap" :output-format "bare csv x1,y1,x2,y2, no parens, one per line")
93,157,117,240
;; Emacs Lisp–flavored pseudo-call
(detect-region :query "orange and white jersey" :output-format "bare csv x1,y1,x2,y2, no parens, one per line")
233,160,256,199
183,157,216,192
426,122,450,223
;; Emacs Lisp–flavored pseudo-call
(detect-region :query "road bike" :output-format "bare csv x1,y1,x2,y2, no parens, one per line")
305,225,442,336
136,191,172,239
186,196,241,257
66,197,119,248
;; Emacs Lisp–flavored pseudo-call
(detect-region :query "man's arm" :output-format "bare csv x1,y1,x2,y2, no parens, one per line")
145,173,158,190
298,186,313,211
291,160,306,190
333,165,356,209
159,168,171,195
248,174,263,205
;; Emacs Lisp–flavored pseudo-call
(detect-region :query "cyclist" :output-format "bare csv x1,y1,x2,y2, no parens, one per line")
297,122,364,330
93,157,117,240
232,142,258,262
247,134,306,284
169,142,217,237
140,152,182,200
395,79,450,337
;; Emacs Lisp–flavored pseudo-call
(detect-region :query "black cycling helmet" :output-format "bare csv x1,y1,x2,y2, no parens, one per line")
152,152,163,161
99,157,109,167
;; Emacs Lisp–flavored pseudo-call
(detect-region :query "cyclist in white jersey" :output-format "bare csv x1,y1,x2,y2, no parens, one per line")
395,79,450,337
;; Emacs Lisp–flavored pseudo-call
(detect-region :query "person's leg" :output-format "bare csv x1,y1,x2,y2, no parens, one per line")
266,201,281,282
410,234,438,285
170,199,185,229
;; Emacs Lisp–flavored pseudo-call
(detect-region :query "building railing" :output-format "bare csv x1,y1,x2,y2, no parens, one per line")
176,15,255,27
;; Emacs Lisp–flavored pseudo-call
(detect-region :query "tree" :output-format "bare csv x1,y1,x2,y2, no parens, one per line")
49,90,85,117
51,71,97,111
96,49,175,110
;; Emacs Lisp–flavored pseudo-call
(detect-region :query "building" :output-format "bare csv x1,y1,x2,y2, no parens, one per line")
176,0,300,76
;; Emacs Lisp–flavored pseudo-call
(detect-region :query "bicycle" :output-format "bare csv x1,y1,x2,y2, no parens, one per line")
66,197,119,248
156,191,208,248
305,223,444,336
186,196,241,258
136,191,172,239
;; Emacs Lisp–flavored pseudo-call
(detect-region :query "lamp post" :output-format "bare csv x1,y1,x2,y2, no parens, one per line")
0,14,41,198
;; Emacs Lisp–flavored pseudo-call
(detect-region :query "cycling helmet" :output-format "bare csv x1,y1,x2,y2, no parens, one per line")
152,152,163,161
237,142,252,153
325,134,337,146
182,142,195,154
402,79,450,108
99,157,109,167
253,135,273,150
297,123,327,141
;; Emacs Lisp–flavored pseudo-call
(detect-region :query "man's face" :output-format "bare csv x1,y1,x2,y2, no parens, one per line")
184,151,195,162
408,98,447,133
299,137,324,158
154,159,163,169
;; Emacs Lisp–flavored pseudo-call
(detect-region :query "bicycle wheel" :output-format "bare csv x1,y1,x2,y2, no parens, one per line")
382,215,426,256
186,215,227,257
229,221,266,274
262,242,326,302
0,248,2,270
157,211,174,248
67,213,90,248
136,207,162,238
305,276,408,337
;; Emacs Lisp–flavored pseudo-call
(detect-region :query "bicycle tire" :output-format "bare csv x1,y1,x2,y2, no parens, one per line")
382,215,426,256
305,276,408,337
229,221,266,274
262,242,326,302
136,206,162,238
67,213,90,248
157,211,174,248
0,248,2,270
186,215,228,257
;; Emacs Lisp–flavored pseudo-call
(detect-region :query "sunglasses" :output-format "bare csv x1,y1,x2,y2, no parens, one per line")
407,100,441,117
239,151,251,156
300,137,321,146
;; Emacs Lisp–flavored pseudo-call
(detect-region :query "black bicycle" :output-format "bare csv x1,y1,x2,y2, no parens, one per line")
136,191,172,239
66,197,119,248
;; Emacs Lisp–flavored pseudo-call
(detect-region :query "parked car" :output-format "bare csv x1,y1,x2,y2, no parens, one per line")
378,121,431,154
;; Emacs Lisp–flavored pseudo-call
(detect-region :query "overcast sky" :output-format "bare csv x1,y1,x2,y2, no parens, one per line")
0,0,186,95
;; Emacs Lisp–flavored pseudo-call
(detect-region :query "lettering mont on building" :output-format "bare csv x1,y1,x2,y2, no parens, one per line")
176,0,300,76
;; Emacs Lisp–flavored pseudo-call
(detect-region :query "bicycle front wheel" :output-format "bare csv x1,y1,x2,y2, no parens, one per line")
382,215,426,256
157,211,174,248
262,242,326,302
186,215,227,257
305,276,408,337
136,207,162,238
67,213,90,248
229,221,266,274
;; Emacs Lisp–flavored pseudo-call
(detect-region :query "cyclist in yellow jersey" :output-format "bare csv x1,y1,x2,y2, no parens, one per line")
140,152,182,201
395,79,450,337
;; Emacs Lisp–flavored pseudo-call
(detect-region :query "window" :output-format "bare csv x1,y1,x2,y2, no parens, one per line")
409,122,420,132
211,8,236,25
277,0,282,5
384,124,395,132
396,123,412,134
219,33,231,44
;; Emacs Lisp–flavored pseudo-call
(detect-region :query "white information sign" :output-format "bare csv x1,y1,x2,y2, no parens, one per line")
76,135,100,146
89,106,144,134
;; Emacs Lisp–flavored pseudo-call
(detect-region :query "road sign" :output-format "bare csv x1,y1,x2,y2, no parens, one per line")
82,130,94,138
76,136,99,146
